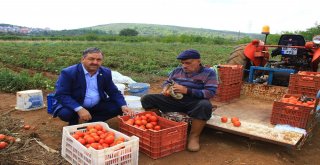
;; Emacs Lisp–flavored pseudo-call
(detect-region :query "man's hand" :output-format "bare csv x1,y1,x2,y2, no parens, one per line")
77,108,92,122
122,106,135,116
172,83,188,94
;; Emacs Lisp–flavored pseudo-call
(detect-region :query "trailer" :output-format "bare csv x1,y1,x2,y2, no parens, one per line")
206,83,320,149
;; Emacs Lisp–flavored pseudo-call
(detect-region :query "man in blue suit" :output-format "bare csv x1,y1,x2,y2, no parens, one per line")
52,47,134,125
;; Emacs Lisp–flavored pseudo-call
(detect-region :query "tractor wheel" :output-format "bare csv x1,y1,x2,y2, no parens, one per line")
226,44,248,66
226,44,251,80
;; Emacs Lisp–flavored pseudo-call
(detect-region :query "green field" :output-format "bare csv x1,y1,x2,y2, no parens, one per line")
0,41,234,92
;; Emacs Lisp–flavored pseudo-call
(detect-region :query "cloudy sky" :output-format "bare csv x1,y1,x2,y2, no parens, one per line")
1,0,319,34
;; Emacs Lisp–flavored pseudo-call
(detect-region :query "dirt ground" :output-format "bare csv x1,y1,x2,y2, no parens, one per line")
0,80,320,165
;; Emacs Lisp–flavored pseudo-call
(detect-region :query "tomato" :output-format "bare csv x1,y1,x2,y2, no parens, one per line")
72,134,80,140
86,125,95,131
94,124,103,131
141,119,148,125
0,134,6,141
86,137,95,144
102,143,109,148
93,135,100,142
233,121,241,127
90,143,100,150
75,131,84,137
145,123,154,129
150,121,158,126
140,115,147,120
126,119,134,125
105,135,115,144
221,116,228,123
139,125,146,130
154,125,161,131
134,119,142,126
6,136,15,143
0,141,8,150
231,117,239,123
98,139,105,144
78,138,86,145
149,116,158,122
116,137,125,142
23,124,31,130
145,113,152,119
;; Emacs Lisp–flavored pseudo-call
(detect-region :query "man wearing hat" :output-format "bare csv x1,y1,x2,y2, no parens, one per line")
141,49,218,152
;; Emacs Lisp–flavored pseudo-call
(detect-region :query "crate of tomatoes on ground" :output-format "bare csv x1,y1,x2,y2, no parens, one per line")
270,94,319,130
118,111,188,159
61,122,139,165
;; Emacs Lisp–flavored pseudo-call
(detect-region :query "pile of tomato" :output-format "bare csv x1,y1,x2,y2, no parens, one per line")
0,134,16,150
71,124,126,150
281,96,315,108
124,113,161,131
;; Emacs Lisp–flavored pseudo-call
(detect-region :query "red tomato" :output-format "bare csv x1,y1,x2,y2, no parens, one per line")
6,136,15,143
0,141,8,149
231,117,239,123
90,143,100,150
86,137,95,144
139,125,146,130
134,119,142,126
141,119,148,125
72,134,80,140
140,115,147,120
94,124,103,131
93,135,100,142
149,116,158,122
75,131,84,137
233,121,241,127
0,134,6,141
102,143,109,148
221,116,228,123
145,123,154,129
77,138,86,145
150,121,158,126
154,125,161,131
105,135,115,144
145,113,152,118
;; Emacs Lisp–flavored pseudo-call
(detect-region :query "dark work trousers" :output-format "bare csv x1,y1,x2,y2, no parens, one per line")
141,94,213,121
56,100,122,125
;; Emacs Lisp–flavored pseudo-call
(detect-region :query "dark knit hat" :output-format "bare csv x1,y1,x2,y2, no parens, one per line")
177,49,201,60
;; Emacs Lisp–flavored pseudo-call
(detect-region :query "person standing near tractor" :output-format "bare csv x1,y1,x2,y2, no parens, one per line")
52,47,134,125
141,49,218,152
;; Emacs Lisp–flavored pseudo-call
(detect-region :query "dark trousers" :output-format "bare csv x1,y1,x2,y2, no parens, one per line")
141,94,212,121
56,100,122,125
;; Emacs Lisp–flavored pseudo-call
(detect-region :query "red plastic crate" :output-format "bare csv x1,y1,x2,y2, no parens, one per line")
118,112,187,159
214,82,242,102
270,94,317,129
218,65,243,85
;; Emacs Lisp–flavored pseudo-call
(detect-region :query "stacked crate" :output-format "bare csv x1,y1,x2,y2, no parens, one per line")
270,94,318,130
288,71,320,97
213,65,243,102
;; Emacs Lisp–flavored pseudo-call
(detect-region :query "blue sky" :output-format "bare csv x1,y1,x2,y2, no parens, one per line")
1,0,319,34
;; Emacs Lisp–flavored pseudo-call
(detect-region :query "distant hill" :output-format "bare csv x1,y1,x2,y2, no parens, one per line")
85,23,263,39
1,23,264,40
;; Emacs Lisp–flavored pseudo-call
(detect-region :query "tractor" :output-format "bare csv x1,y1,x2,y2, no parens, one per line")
227,26,320,86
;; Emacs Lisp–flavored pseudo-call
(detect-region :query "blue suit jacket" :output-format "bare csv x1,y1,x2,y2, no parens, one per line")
52,63,126,116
